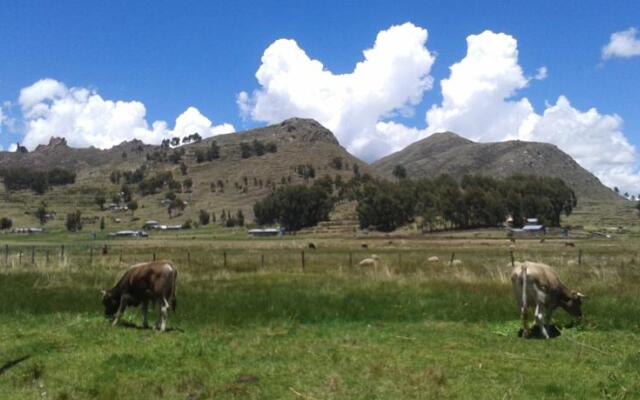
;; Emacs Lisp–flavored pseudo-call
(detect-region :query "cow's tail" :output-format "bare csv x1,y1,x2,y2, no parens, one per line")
170,266,178,311
521,264,528,311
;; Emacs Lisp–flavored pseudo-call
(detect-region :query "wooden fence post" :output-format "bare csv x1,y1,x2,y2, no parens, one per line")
19,249,22,265
301,250,305,272
31,247,35,264
61,245,65,261
261,254,265,269
349,252,352,268
578,249,582,266
4,245,8,265
187,251,191,267
223,251,227,268
90,247,93,265
119,249,123,264
153,252,156,261
46,250,49,265
450,252,455,265
510,250,515,268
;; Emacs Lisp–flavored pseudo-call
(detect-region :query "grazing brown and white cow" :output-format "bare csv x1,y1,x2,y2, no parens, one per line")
101,260,178,332
511,261,585,339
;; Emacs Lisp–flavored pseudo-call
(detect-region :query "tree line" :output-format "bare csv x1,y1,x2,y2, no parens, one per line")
354,174,576,232
253,173,576,233
0,167,76,194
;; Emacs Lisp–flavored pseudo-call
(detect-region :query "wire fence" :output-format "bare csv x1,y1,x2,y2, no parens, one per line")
1,242,638,276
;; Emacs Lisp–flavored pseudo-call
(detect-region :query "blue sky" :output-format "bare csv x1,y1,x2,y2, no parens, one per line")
1,1,639,191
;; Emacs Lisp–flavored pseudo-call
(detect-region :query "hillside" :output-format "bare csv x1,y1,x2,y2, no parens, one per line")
0,118,369,231
372,131,621,203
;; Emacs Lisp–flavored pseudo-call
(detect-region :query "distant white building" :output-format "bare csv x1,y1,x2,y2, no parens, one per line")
248,228,282,237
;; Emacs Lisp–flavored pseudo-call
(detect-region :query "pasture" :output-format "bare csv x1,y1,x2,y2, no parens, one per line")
1,232,639,399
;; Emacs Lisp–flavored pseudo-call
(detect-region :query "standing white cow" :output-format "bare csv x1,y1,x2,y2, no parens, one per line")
511,261,585,339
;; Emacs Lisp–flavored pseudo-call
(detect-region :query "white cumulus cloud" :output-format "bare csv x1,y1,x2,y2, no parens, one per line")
421,30,640,192
602,27,640,60
238,22,436,161
18,78,234,150
426,31,539,142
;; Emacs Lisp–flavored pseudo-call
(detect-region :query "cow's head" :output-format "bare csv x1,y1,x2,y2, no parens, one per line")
562,291,586,319
101,290,119,318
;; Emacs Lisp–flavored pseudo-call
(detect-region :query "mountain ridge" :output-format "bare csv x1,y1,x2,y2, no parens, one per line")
373,131,620,203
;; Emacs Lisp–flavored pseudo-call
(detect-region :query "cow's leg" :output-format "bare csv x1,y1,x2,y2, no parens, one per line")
112,297,127,327
141,301,149,329
157,298,170,332
520,305,530,337
534,304,550,339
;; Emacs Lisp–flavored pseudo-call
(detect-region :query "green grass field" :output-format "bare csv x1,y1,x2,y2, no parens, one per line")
1,233,640,399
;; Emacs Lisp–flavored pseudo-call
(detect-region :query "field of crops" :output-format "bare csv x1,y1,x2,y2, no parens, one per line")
1,233,639,399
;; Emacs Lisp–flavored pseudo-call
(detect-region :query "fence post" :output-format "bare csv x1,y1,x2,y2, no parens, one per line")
90,247,93,265
261,254,265,269
223,251,227,268
61,245,65,261
4,244,8,265
349,252,352,268
450,252,455,265
31,247,35,264
19,249,22,265
510,250,515,268
301,250,305,272
46,250,50,265
187,251,191,267
119,249,123,264
578,249,582,266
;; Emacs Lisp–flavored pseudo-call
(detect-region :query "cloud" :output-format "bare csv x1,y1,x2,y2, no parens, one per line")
534,66,547,80
425,31,539,142
238,22,436,161
8,143,17,152
602,27,640,59
524,96,640,191
422,30,640,192
18,79,234,150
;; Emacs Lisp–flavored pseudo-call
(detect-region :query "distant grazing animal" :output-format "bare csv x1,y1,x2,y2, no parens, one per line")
448,259,462,266
361,243,368,249
540,238,546,243
358,255,379,269
510,237,516,244
308,243,317,250
101,260,178,332
358,255,391,277
428,256,439,263
565,242,575,247
511,261,585,339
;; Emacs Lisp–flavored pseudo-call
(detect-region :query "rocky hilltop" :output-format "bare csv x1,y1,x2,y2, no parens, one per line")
372,131,620,203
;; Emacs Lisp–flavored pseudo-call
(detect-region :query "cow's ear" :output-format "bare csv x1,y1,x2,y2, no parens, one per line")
576,292,586,298
100,290,107,297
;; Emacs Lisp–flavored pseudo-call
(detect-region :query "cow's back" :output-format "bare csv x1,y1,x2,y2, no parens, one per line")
121,261,177,303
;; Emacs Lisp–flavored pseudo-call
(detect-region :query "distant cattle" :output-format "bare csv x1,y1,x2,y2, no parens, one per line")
358,254,380,269
428,256,439,263
448,259,462,266
358,254,391,276
101,260,178,332
361,243,368,249
564,242,575,247
308,243,317,250
511,261,585,339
